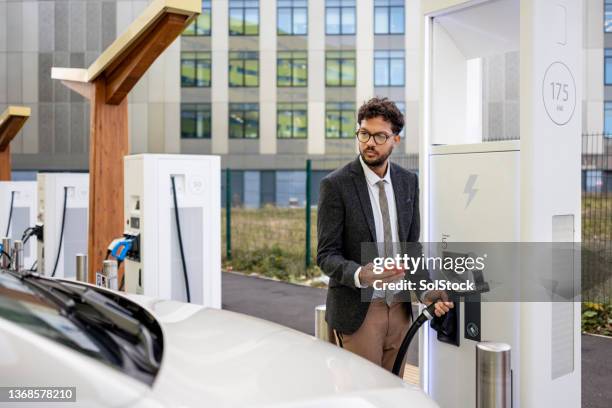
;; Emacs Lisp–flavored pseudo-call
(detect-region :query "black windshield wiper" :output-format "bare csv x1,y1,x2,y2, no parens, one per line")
17,273,160,371
20,278,77,310
21,276,139,334
75,289,160,370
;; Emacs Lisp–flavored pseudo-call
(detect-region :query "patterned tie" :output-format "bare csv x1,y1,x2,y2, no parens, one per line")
377,180,395,306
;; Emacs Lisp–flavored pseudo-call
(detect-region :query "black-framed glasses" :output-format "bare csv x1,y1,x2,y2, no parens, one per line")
355,128,394,145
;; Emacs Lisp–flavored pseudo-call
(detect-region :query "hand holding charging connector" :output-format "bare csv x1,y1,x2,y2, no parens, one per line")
422,290,454,317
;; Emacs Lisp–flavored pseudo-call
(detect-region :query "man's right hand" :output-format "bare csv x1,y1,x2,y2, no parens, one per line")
358,263,405,288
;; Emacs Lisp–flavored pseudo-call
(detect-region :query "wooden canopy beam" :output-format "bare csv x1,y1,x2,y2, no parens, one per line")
0,106,31,181
105,13,188,104
51,0,200,284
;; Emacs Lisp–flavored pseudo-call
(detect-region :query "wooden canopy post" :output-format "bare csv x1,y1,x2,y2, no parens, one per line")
51,0,200,284
0,106,31,181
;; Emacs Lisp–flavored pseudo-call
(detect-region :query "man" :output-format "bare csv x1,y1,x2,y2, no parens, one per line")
316,97,453,377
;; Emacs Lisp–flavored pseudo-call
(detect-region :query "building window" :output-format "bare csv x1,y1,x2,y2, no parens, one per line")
278,0,308,35
326,0,356,35
277,51,307,87
229,103,259,139
229,51,259,87
584,170,604,193
277,103,307,139
606,0,612,32
374,50,405,86
326,102,355,138
326,51,356,87
183,1,212,36
374,0,404,34
181,52,212,87
181,104,212,139
395,101,405,136
606,49,612,85
229,0,259,36
605,102,612,137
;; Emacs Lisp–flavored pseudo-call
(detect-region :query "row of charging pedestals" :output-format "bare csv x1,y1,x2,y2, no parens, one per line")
0,155,221,310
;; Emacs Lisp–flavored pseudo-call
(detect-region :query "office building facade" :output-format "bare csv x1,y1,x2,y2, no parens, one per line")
0,0,608,205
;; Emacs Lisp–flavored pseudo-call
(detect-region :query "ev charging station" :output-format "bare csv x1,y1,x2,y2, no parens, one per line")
37,173,89,278
123,154,221,309
419,0,581,407
0,182,37,268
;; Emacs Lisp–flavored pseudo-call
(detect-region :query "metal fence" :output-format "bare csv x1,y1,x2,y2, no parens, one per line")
220,154,418,282
221,137,612,303
582,133,612,304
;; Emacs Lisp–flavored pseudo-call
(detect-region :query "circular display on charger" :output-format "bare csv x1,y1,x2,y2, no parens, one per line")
542,61,576,126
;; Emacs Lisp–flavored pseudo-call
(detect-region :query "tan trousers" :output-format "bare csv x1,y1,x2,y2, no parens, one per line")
335,300,412,378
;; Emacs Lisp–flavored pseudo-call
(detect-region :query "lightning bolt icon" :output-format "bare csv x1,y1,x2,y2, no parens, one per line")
464,174,479,209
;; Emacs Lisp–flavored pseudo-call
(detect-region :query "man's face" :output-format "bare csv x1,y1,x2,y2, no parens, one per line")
357,116,401,167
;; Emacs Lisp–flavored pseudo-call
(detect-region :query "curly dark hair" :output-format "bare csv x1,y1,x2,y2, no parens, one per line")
357,97,404,135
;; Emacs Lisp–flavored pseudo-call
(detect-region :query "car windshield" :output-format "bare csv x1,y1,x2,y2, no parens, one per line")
0,271,163,385
0,273,108,357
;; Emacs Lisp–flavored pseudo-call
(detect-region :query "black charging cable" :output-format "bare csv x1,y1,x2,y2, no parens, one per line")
170,176,191,303
0,249,12,265
22,224,43,245
392,302,438,376
21,227,33,243
5,191,15,237
51,187,68,278
391,284,490,376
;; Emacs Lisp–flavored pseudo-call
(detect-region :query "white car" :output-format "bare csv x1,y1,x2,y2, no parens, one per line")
0,269,438,408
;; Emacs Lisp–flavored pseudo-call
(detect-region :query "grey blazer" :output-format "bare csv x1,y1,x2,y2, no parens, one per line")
316,156,429,334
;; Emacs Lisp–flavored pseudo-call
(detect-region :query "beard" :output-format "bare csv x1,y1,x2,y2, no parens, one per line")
360,146,393,168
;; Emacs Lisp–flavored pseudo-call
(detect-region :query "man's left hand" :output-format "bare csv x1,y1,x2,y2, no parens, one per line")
422,290,454,317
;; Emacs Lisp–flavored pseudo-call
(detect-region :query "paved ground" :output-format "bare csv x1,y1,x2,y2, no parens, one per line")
582,334,612,408
222,272,327,335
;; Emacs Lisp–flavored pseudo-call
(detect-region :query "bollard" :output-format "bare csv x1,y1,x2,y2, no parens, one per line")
1,237,11,269
315,304,335,343
103,260,118,290
476,342,511,408
76,254,87,282
13,240,23,272
97,260,118,290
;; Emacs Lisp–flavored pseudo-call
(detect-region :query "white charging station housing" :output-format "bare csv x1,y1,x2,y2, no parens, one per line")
0,181,37,268
37,173,89,278
419,0,581,407
123,154,221,309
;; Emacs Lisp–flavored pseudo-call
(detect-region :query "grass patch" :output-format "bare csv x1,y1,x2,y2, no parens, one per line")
221,206,324,286
582,194,612,308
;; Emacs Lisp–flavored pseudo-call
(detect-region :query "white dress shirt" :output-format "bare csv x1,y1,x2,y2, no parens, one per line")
354,156,400,299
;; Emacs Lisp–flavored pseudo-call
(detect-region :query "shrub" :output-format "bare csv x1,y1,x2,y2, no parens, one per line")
582,302,612,336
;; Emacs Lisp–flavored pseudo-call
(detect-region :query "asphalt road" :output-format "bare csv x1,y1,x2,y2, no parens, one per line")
222,271,327,335
582,334,612,408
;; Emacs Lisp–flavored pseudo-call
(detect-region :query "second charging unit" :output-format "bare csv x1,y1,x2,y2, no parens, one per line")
123,154,221,309
0,181,37,268
419,0,581,407
37,173,89,278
